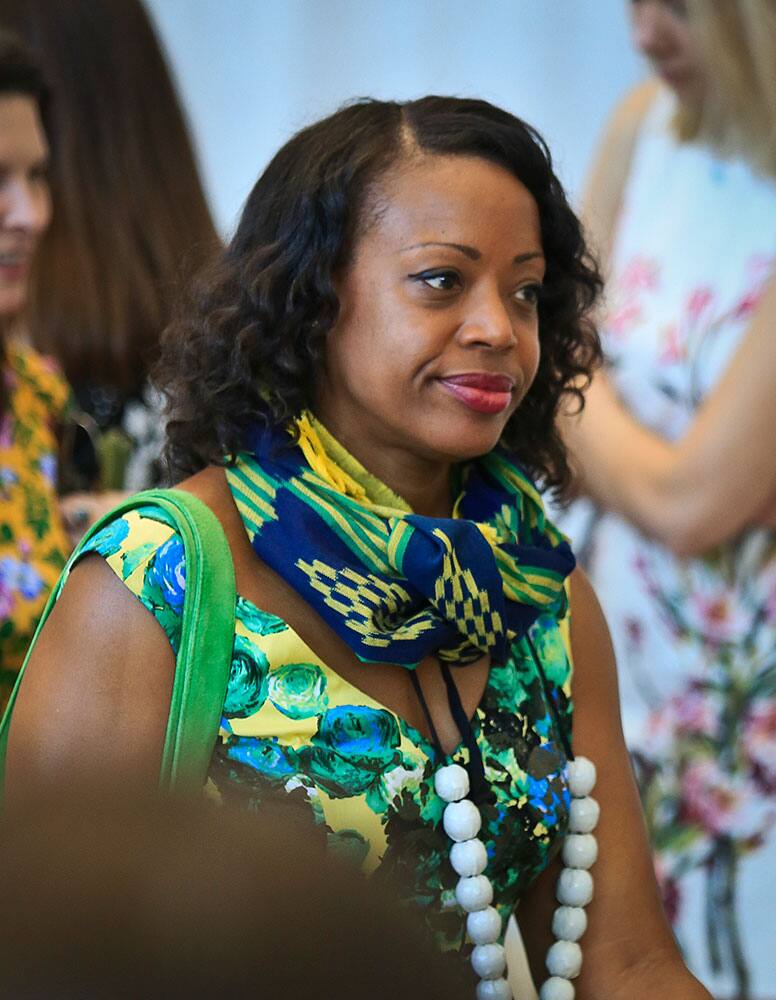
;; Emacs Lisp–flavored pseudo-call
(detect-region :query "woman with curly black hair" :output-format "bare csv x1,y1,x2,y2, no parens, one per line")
5,97,709,999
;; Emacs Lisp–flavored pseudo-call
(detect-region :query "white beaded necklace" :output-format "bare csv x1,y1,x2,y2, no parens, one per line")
435,754,599,1000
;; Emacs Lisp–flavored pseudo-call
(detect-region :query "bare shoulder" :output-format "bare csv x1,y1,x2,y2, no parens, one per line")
176,465,285,607
583,79,661,267
5,552,176,810
608,79,661,134
567,566,623,739
594,79,661,164
177,465,247,549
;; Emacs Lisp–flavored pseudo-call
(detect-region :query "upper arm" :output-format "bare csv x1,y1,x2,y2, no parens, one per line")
5,553,176,814
568,568,706,995
518,569,706,997
581,81,658,274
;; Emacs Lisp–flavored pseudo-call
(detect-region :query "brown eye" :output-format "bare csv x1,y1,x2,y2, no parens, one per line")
411,269,462,291
514,283,543,306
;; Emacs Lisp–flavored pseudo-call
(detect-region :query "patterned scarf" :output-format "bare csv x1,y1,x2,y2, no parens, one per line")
225,413,575,669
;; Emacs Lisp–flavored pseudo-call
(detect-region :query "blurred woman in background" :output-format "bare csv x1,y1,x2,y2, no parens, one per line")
0,31,70,713
1,0,219,507
560,1,776,996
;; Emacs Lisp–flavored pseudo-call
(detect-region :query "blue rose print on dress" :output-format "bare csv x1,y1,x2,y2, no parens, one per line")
526,742,570,828
268,662,328,719
146,535,186,612
90,517,131,559
316,705,401,768
227,737,299,780
299,705,402,798
223,635,269,718
235,596,287,637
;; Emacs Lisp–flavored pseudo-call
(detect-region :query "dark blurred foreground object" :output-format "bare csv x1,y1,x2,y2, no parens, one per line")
0,797,470,999
1,0,220,492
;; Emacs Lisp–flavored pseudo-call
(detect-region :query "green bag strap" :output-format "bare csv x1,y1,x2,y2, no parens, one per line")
0,487,236,803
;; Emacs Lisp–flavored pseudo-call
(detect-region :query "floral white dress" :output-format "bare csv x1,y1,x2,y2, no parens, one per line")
561,88,776,999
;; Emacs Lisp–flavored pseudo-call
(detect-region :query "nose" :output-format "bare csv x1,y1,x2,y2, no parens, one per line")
631,1,671,58
3,175,49,235
457,287,516,350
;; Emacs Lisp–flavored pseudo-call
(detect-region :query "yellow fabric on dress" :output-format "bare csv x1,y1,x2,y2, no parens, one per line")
79,484,576,959
0,342,71,713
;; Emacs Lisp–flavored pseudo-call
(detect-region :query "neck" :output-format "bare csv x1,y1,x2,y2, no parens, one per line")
313,417,454,517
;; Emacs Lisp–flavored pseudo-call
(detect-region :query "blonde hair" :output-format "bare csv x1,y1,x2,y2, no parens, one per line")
676,0,776,176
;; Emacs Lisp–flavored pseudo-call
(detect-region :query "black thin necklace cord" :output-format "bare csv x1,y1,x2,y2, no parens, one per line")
410,671,444,757
410,664,491,805
412,638,570,805
439,661,489,803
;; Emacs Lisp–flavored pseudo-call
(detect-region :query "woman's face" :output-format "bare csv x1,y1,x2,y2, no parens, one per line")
317,153,544,471
629,0,704,101
0,94,50,319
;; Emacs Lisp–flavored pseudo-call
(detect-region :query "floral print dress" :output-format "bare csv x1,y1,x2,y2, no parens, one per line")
560,88,776,999
78,469,575,975
0,342,71,714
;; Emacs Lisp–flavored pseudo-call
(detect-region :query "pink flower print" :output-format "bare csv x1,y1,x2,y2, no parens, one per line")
607,302,642,339
732,286,766,323
653,856,682,925
658,323,684,365
0,578,15,619
0,415,12,450
681,758,773,840
686,286,714,324
658,287,714,365
605,255,660,343
743,700,776,788
624,616,644,651
619,256,660,295
686,586,752,646
646,685,720,755
671,687,720,738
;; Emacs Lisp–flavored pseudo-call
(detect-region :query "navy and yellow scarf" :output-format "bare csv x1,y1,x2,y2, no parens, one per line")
225,413,575,669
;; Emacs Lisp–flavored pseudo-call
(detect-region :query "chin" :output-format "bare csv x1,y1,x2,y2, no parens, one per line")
0,287,27,320
425,424,506,464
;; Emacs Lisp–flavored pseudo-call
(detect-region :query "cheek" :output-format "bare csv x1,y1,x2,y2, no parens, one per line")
37,188,52,232
523,327,542,385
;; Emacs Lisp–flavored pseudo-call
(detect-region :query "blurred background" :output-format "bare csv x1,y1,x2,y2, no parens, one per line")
145,0,644,234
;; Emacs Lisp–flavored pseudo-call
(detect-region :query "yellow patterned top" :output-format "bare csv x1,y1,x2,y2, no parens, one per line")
80,466,575,963
0,342,71,712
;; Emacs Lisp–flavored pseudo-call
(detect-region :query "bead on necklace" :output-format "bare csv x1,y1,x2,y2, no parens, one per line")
435,754,599,1000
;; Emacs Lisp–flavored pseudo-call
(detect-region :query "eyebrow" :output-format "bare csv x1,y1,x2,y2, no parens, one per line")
400,241,544,265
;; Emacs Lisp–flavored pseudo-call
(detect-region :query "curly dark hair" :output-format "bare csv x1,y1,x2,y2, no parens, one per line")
159,96,602,494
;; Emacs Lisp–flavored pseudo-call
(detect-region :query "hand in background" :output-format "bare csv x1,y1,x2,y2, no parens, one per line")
60,491,129,547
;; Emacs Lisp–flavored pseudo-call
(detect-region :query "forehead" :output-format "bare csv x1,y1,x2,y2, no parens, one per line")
362,154,541,251
0,93,48,165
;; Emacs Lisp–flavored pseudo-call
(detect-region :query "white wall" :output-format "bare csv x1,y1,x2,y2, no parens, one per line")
146,0,646,236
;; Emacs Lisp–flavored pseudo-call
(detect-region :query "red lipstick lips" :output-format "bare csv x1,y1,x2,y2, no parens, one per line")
438,373,515,414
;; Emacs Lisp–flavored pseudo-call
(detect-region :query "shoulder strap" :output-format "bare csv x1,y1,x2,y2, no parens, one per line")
0,487,236,803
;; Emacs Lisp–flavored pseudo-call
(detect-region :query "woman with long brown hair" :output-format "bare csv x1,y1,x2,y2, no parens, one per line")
1,0,219,500
0,30,70,713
